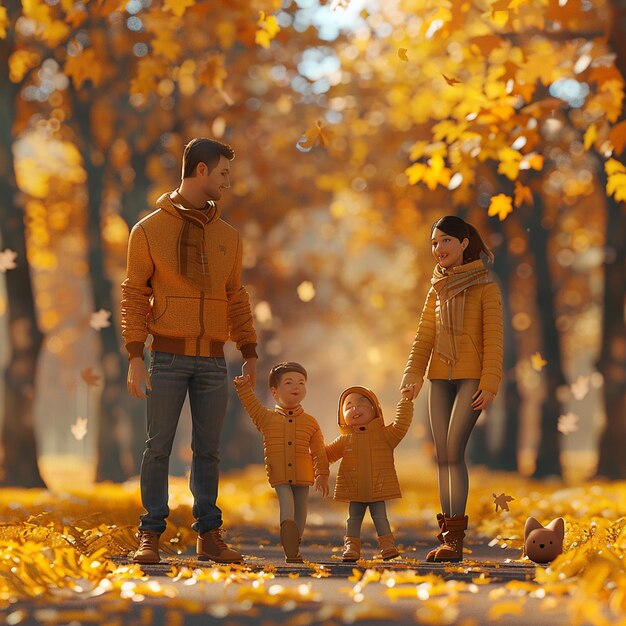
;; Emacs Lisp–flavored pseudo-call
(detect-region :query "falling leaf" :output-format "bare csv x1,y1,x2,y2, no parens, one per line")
558,412,579,435
360,9,370,19
71,416,88,441
442,73,461,86
531,352,547,371
80,367,101,387
493,492,515,512
570,375,590,400
90,309,112,330
297,121,332,151
0,249,17,272
488,194,513,221
398,48,409,61
514,181,533,208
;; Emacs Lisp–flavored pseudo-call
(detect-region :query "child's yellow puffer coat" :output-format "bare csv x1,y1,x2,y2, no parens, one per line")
236,382,329,488
326,386,413,503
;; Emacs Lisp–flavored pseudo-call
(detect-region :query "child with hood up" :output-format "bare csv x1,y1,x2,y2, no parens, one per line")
325,385,413,561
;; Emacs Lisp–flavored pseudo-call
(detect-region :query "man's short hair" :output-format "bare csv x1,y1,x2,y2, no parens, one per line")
268,362,308,389
182,137,234,179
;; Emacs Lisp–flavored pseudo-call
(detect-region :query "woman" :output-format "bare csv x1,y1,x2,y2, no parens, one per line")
401,215,503,562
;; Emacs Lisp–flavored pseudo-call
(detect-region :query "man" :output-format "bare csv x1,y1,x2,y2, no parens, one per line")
121,138,257,565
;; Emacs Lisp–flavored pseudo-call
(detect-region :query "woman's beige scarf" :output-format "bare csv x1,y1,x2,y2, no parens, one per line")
431,259,490,366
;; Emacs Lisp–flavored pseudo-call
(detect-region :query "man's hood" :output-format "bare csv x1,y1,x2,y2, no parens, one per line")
156,191,222,224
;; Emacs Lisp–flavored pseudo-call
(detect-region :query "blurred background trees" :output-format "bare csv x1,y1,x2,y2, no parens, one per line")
0,0,623,487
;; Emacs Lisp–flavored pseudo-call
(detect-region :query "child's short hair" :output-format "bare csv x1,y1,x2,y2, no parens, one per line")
269,362,308,389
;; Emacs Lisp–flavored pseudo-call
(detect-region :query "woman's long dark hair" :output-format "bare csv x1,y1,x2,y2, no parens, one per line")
432,215,494,263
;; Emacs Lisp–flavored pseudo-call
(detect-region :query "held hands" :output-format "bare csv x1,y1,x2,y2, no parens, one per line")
400,374,422,400
233,374,251,388
127,358,151,399
242,358,257,389
472,389,494,411
400,386,414,401
314,474,330,498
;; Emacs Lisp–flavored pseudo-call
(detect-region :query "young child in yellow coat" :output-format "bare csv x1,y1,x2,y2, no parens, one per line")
234,362,329,562
326,386,413,561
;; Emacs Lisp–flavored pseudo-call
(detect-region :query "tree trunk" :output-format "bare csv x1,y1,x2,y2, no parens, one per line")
0,11,47,487
74,98,135,483
595,0,626,479
529,195,565,479
490,220,522,472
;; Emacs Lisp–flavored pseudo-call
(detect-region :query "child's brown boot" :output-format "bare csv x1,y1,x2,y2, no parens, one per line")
280,519,303,562
342,536,361,562
377,533,400,560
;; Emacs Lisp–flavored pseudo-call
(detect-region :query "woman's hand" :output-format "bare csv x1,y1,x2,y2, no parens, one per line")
471,389,494,411
400,374,422,400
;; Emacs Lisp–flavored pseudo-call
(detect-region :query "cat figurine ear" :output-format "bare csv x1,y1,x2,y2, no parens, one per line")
524,517,565,564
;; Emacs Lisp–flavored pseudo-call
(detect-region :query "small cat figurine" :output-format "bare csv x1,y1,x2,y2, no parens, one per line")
523,517,565,564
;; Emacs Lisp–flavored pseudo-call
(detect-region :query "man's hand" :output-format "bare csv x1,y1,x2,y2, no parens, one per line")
127,357,151,399
242,358,257,389
400,374,422,400
314,474,330,498
233,374,251,389
471,389,494,411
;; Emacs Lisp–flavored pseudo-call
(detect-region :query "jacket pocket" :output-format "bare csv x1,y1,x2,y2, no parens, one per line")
152,296,201,336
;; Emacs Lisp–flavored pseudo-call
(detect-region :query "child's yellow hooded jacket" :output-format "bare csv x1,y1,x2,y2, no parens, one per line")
326,386,413,503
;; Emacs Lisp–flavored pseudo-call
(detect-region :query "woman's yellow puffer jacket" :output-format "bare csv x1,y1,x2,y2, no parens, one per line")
403,271,503,395
236,382,329,487
326,386,413,503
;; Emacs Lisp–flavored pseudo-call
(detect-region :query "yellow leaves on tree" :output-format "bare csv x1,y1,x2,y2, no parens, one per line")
605,158,626,202
488,193,513,221
0,5,9,39
198,55,227,92
255,11,280,49
130,56,167,96
608,120,626,156
64,49,103,90
406,155,451,190
163,0,195,18
151,31,182,62
9,50,41,83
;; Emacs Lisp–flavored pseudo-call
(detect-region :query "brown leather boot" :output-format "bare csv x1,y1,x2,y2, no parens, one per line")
377,533,400,560
133,530,160,564
197,527,243,563
431,515,468,562
342,536,361,562
425,513,447,562
280,519,303,563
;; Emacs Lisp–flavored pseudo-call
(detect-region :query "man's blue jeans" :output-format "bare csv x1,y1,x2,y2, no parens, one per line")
139,351,228,535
